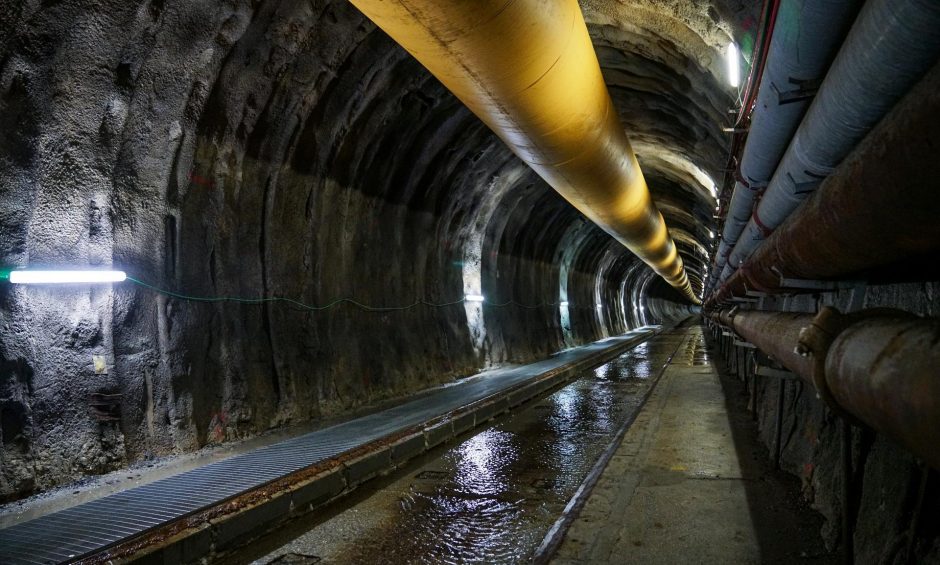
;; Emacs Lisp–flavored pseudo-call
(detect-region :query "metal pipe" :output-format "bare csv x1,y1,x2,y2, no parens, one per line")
825,315,940,472
708,58,940,305
348,0,698,302
719,0,940,285
725,310,815,379
714,307,940,469
711,0,861,291
748,358,757,415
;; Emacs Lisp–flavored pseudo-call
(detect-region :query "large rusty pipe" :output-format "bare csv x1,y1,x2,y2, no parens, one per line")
825,316,940,470
707,58,940,306
348,0,698,303
715,308,940,469
724,310,815,379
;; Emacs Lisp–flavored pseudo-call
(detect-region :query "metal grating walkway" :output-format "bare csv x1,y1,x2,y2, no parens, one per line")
0,329,655,564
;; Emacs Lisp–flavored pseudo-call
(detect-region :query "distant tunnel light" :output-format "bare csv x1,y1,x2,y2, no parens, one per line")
465,294,485,302
727,42,740,88
8,270,127,284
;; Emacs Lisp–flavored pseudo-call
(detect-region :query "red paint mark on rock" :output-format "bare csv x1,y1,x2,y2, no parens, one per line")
208,411,228,444
189,171,215,187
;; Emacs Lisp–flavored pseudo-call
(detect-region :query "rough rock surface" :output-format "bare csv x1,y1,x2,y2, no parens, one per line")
0,0,743,501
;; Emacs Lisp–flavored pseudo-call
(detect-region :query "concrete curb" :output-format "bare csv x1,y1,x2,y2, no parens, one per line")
94,332,655,565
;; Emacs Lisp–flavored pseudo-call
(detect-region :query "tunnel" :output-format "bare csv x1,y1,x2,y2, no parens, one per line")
0,0,938,563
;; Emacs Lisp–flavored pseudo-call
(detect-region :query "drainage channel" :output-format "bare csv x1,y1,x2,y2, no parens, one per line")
236,328,691,565
0,329,658,565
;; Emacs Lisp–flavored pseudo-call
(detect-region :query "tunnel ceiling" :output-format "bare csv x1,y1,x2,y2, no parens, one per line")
0,0,757,498
0,0,753,288
583,0,757,282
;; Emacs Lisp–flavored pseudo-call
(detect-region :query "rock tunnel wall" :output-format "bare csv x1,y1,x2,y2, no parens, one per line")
0,1,727,500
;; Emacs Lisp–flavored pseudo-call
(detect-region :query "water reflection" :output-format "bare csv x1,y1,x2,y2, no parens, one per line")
552,386,580,422
453,429,516,496
375,428,529,564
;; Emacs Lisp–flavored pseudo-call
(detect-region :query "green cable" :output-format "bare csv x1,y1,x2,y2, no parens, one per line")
127,276,594,312
126,276,465,312
487,300,564,309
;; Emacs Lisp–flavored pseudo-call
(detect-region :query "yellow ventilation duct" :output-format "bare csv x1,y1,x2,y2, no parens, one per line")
350,0,698,303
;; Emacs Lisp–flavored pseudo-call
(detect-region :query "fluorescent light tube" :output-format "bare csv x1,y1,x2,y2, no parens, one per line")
727,42,740,88
9,270,127,284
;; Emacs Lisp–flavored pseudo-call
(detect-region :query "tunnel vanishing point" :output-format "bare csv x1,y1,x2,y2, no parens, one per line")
0,0,939,564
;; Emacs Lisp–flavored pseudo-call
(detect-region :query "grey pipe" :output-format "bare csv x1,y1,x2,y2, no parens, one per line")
722,0,940,280
711,0,860,291
738,0,860,187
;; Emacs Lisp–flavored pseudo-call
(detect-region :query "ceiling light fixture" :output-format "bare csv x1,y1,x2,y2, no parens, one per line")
727,42,740,88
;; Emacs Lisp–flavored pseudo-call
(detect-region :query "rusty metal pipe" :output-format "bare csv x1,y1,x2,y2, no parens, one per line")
724,310,815,380
708,57,940,306
714,308,940,469
825,316,940,471
349,0,697,303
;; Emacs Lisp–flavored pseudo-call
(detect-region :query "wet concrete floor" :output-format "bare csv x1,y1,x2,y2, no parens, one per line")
235,329,689,564
554,325,833,564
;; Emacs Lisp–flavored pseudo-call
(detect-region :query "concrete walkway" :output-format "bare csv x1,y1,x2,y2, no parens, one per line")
553,325,831,564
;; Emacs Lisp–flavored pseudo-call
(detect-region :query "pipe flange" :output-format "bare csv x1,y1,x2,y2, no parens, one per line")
797,306,916,426
795,307,863,425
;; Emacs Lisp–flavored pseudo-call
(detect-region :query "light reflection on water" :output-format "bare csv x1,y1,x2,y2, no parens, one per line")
453,429,516,497
552,386,580,422
436,432,524,563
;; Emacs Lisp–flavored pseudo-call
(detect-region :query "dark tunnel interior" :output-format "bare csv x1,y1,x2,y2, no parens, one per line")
0,1,938,564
